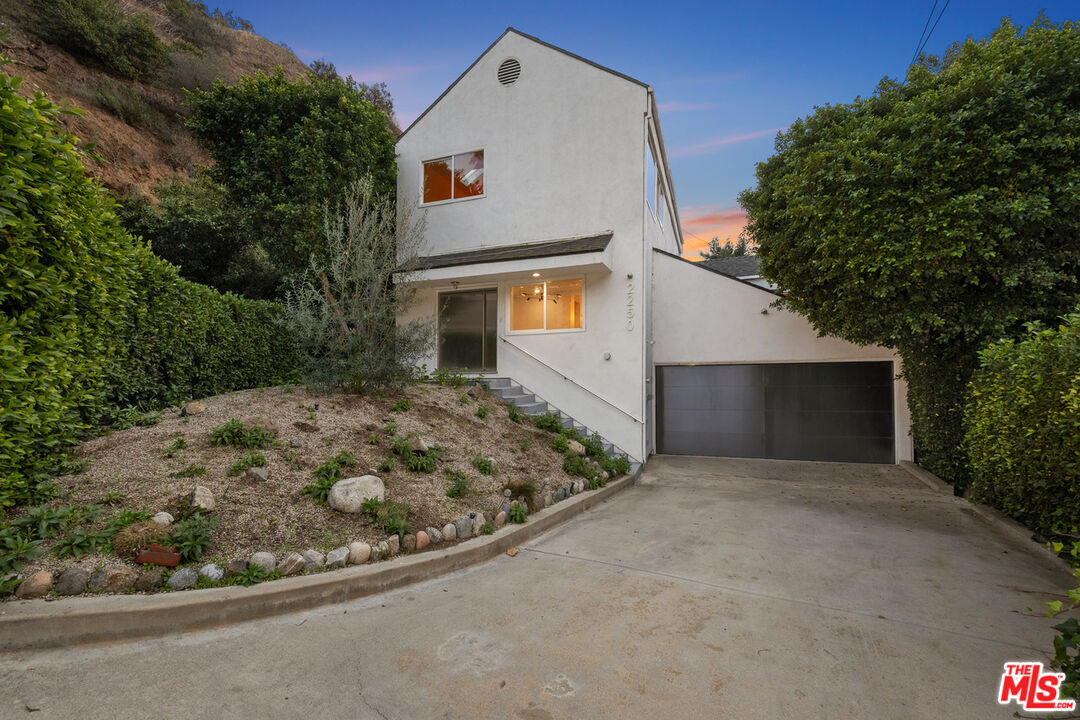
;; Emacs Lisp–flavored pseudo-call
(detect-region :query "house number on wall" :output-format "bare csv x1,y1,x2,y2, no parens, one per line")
625,281,634,331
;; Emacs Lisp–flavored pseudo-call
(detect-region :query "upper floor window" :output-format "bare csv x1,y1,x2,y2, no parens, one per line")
423,150,484,204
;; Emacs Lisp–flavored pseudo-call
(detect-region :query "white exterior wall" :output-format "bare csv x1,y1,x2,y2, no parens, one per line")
649,251,914,462
396,31,652,460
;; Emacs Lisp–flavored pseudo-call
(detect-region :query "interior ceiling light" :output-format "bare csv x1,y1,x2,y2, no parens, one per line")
532,272,541,277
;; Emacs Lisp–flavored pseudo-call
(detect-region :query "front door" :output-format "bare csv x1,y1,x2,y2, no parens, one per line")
437,289,497,371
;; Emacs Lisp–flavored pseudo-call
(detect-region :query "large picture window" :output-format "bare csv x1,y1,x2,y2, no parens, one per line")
423,150,484,204
509,279,583,332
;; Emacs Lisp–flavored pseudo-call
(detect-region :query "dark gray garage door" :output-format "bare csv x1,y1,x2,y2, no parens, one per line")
656,362,894,463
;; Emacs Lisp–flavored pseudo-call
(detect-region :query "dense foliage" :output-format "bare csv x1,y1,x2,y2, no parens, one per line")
281,177,431,394
966,308,1080,537
185,69,397,279
31,0,168,80
699,235,750,260
740,18,1080,485
0,65,296,509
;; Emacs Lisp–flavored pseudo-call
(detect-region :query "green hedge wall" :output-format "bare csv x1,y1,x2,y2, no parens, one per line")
966,307,1080,537
0,65,296,508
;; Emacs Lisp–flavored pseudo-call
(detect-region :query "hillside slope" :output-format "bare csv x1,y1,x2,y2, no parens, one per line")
0,0,310,196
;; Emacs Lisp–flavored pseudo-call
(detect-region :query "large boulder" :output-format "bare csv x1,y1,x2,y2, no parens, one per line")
53,567,88,596
327,475,384,513
188,485,215,512
15,571,53,599
180,401,206,417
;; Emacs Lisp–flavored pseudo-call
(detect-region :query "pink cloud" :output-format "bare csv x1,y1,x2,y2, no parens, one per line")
657,100,716,113
672,128,781,158
679,205,749,260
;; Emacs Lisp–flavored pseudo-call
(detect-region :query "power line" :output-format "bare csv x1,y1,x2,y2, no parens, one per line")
911,0,952,67
910,0,940,67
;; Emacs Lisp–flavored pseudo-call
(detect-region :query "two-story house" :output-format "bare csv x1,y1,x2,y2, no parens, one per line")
398,28,913,466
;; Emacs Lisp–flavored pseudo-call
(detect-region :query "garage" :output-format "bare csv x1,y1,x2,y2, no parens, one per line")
656,361,895,463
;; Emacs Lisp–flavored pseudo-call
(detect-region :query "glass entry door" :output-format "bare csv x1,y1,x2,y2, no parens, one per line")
437,289,497,371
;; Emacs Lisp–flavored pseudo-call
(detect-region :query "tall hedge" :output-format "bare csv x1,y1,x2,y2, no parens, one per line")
0,64,296,507
966,307,1080,537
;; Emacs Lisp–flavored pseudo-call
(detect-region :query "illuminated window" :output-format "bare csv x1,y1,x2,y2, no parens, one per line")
423,150,484,204
509,279,583,332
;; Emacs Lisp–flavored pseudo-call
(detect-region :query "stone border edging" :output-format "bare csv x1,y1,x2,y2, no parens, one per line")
898,460,1072,579
0,471,639,654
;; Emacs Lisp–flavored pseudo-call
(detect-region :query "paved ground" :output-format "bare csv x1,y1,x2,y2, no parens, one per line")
1,456,1075,719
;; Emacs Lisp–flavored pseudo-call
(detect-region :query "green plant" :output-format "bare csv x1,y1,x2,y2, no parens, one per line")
519,437,531,452
54,528,111,558
100,491,125,506
170,512,218,562
383,421,399,435
377,457,395,473
302,450,357,503
533,412,563,432
390,436,413,456
601,455,632,478
446,470,468,499
391,399,411,412
32,0,168,80
106,509,151,532
458,393,469,405
227,451,267,477
383,515,410,539
507,403,526,424
480,521,494,535
171,464,206,478
1046,541,1080,700
109,406,163,430
405,452,437,473
360,497,381,520
372,500,410,539
68,504,104,527
210,419,275,449
432,367,466,388
471,454,496,476
163,436,188,458
475,405,489,420
0,528,44,573
229,564,280,587
94,78,150,126
583,433,605,460
509,503,527,524
367,434,380,445
559,427,584,443
0,574,21,597
552,435,569,454
563,453,597,480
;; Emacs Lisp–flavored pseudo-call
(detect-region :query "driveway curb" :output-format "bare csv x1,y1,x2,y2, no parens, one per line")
0,472,638,654
899,460,1072,579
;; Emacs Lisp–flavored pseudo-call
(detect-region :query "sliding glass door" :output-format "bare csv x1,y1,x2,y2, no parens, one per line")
437,289,497,371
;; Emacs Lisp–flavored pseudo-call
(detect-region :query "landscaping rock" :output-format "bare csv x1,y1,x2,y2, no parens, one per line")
224,559,248,578
134,567,163,591
188,484,215,512
301,549,325,571
568,440,586,457
442,523,457,541
348,542,371,564
16,571,53,599
250,552,276,572
326,547,349,568
425,527,442,544
415,531,430,551
327,475,385,513
410,435,430,454
402,534,417,552
500,502,512,516
494,511,507,529
541,491,552,508
386,535,400,555
53,567,88,596
167,567,198,590
199,563,224,582
180,401,206,417
601,471,610,481
455,516,472,540
241,467,269,484
374,541,389,561
472,515,485,537
276,552,305,576
503,489,512,498
102,566,138,593
150,511,174,527
289,437,301,448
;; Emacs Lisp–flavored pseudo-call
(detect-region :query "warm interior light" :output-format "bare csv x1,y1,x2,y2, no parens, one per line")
531,272,541,277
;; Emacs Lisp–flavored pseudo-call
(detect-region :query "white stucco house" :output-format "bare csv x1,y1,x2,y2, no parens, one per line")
397,28,913,466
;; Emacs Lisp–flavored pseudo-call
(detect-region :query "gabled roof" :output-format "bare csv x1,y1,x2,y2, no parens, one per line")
700,255,761,278
414,232,613,271
398,28,648,140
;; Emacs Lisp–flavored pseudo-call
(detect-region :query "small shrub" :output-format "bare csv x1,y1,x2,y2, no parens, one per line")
106,509,151,532
475,405,489,420
111,520,168,556
68,504,104,527
552,435,569,454
110,406,163,430
383,515,410,539
480,521,494,535
377,457,395,473
391,399,410,412
12,504,75,540
560,427,584,443
375,500,410,538
367,434,380,445
503,478,538,509
446,470,468,499
533,412,563,432
302,450,357,503
227,451,267,477
519,438,531,452
432,367,466,388
458,394,469,405
171,464,206,478
563,453,596,480
229,565,281,587
508,404,526,424
360,497,381,520
601,455,631,477
53,528,109,557
389,435,412,456
100,491,125,506
383,421,399,435
163,436,188,458
471,454,496,476
170,512,218,562
210,419,275,449
405,452,437,473
0,529,44,573
583,433,605,460
509,503,527,524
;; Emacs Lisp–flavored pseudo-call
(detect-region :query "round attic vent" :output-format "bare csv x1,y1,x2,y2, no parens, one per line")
497,58,521,85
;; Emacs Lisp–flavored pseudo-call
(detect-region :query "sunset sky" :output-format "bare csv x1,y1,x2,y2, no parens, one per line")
223,1,1077,258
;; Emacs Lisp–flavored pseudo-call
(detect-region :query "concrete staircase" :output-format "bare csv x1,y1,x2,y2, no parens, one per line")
479,377,641,474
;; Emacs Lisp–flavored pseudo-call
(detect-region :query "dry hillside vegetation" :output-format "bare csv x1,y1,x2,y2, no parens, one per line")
12,383,582,578
0,0,309,195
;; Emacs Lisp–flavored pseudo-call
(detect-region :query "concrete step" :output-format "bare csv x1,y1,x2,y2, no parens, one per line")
483,378,512,390
502,393,535,406
517,401,548,415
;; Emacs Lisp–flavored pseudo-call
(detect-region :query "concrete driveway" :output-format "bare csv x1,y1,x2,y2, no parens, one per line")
1,456,1074,719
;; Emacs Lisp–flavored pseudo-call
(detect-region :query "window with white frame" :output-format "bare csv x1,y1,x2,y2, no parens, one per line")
422,150,484,204
509,279,583,332
646,144,656,215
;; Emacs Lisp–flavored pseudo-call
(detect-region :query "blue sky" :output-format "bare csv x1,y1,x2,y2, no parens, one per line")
223,0,1078,256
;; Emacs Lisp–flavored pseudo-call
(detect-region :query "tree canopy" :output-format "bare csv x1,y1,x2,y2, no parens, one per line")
185,69,397,280
699,234,750,260
740,17,1080,484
